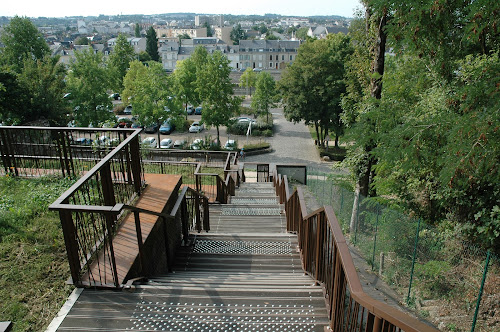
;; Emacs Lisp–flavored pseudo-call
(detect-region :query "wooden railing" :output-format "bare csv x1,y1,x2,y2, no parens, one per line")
271,170,438,332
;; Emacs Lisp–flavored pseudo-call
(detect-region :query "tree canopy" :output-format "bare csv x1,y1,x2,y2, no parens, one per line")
66,48,113,127
280,34,352,148
0,16,50,73
197,51,242,143
238,68,257,96
108,34,136,92
341,0,500,251
230,24,247,45
251,71,277,122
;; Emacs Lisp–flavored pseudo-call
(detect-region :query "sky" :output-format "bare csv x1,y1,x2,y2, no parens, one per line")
1,0,362,19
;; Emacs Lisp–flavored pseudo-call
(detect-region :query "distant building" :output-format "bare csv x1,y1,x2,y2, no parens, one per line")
238,40,301,70
154,27,207,39
107,37,146,53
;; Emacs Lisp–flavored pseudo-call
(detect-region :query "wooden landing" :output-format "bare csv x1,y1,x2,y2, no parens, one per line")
82,173,182,287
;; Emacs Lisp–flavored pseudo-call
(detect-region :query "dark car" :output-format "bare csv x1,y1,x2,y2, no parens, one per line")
195,106,202,115
109,93,121,100
144,122,159,133
73,137,93,145
159,120,175,134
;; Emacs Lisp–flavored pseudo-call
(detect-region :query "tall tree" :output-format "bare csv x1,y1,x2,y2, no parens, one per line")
123,61,182,143
204,21,213,37
197,51,242,143
251,71,277,122
173,58,197,119
238,68,257,96
18,56,68,126
279,34,352,148
108,34,136,92
0,16,50,73
146,27,159,62
134,23,141,37
66,48,113,127
230,24,247,45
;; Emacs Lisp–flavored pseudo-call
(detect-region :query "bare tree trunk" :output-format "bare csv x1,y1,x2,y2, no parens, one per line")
358,11,387,197
350,184,360,235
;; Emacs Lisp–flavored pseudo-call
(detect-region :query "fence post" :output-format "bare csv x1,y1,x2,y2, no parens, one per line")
371,205,380,271
407,218,421,305
471,250,491,332
354,193,360,244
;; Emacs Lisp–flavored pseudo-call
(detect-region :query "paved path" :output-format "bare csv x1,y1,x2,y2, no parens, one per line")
245,107,331,173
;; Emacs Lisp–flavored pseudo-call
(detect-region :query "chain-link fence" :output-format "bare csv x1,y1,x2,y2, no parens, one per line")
307,168,500,332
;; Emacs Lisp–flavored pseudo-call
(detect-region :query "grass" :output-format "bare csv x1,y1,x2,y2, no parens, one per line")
0,175,75,332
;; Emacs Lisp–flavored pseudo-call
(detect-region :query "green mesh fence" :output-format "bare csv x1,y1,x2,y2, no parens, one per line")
307,168,499,332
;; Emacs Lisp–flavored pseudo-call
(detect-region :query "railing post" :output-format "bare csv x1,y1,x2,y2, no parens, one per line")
133,211,146,276
203,197,210,231
314,212,322,284
129,135,143,194
407,218,421,305
59,209,81,286
100,163,119,287
195,192,201,232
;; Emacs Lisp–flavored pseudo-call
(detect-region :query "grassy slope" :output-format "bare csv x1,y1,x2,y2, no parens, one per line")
0,176,75,332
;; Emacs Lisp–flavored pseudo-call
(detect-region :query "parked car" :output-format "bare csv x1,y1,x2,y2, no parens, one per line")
141,137,157,148
123,105,132,115
186,106,194,115
236,117,256,124
144,122,159,133
173,139,186,149
191,138,204,150
73,137,93,145
109,93,121,100
224,139,237,151
194,106,202,115
253,68,262,72
159,120,175,134
189,121,204,133
159,138,173,149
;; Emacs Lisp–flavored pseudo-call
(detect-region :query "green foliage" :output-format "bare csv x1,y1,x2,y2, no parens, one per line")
146,26,159,62
173,58,198,117
134,23,141,37
230,24,247,45
243,142,271,150
66,48,113,127
251,72,277,122
123,61,182,136
342,1,500,251
203,21,213,37
74,36,89,45
279,33,352,148
108,33,136,91
0,16,50,73
239,68,257,95
0,176,75,331
18,56,68,126
295,27,309,40
0,70,31,125
197,51,242,143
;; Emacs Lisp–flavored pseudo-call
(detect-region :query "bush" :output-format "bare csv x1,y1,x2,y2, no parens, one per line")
319,146,346,161
113,104,126,115
243,142,271,151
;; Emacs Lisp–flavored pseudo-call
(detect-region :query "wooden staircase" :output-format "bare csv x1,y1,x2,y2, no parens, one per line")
55,182,329,331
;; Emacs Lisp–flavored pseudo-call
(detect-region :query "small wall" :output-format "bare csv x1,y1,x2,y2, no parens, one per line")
276,164,307,185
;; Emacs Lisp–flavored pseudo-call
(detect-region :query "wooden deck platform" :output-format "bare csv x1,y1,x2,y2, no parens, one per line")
82,174,182,287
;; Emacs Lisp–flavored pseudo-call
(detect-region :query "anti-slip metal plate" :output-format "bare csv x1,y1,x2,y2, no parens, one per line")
222,207,282,216
237,188,275,194
193,240,291,255
128,301,318,331
230,198,278,205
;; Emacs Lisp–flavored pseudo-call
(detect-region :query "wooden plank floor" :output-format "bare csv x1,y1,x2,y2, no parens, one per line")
81,174,181,287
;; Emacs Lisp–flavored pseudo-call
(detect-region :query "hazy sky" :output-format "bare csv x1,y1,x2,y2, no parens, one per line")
2,0,362,19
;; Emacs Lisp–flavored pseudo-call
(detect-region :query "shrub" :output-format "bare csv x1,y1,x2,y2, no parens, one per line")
113,104,126,115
